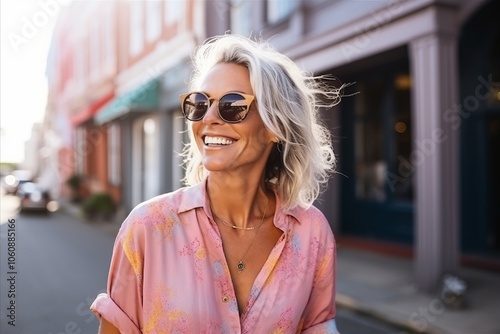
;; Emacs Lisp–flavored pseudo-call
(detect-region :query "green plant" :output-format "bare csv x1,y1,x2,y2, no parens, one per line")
81,192,116,220
66,174,83,190
66,174,84,202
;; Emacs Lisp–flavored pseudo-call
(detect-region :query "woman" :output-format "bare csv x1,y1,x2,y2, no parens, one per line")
91,34,342,333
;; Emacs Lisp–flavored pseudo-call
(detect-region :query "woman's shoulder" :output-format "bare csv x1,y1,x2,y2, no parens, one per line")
286,204,334,239
121,184,202,230
136,183,203,212
288,204,328,225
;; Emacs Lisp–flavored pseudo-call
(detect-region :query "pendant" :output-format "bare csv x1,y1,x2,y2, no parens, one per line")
237,261,245,272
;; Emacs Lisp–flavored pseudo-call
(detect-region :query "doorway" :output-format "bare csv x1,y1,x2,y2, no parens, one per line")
339,51,414,244
459,0,500,259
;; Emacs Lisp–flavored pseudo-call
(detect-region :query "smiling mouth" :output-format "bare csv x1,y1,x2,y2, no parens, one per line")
204,136,235,146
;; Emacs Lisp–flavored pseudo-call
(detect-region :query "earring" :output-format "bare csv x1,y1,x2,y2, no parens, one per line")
276,141,284,153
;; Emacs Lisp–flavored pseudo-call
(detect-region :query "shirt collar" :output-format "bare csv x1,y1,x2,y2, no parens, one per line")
177,178,303,231
178,180,206,214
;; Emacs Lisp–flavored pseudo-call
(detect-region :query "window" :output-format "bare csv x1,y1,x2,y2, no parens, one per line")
75,127,86,175
165,0,184,25
103,2,115,73
392,74,413,201
108,123,121,186
146,1,161,42
74,41,86,84
267,0,298,24
142,118,159,200
340,51,413,241
89,20,100,81
172,111,186,190
129,1,144,56
230,0,252,36
354,70,413,203
355,80,386,202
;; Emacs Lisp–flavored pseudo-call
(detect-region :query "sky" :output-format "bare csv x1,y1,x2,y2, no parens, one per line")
0,0,61,164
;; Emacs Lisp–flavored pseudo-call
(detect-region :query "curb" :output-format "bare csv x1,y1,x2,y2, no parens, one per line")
335,293,447,334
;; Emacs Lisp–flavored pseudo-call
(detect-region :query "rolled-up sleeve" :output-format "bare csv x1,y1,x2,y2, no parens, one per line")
90,293,141,334
90,213,145,333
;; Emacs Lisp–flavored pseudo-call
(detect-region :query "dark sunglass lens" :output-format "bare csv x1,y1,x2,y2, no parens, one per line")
184,93,209,120
219,94,249,122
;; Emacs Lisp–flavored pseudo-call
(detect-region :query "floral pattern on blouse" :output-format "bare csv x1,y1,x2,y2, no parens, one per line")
91,180,338,334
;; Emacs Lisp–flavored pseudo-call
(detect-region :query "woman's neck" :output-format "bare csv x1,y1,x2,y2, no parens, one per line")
207,173,274,230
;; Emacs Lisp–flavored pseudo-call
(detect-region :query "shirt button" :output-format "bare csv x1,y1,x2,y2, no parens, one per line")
222,296,229,303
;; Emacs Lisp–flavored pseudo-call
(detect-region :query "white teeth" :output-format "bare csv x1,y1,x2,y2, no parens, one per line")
204,136,234,146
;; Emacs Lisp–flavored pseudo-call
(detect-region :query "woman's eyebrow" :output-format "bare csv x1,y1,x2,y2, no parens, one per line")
203,90,248,98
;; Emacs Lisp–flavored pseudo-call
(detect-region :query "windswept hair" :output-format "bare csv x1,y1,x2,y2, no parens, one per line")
182,34,342,209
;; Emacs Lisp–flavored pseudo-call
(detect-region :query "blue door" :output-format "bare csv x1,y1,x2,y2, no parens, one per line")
459,0,500,258
339,55,414,244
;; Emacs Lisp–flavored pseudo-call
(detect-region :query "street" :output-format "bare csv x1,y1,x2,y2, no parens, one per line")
0,194,114,334
336,308,410,334
0,190,408,334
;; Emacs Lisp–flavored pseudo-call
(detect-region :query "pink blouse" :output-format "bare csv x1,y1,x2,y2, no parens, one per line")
91,181,338,333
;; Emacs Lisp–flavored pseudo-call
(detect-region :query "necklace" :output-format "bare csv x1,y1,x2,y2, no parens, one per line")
212,197,269,231
213,198,269,272
215,214,267,231
224,222,263,272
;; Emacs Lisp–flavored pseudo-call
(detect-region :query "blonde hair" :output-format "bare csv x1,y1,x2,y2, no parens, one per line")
182,34,342,209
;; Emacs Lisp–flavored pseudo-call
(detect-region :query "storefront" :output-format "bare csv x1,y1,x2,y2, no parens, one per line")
459,0,500,266
318,0,500,276
96,78,162,210
335,47,414,244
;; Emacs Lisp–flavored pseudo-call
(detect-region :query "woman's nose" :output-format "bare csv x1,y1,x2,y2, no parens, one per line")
202,100,224,124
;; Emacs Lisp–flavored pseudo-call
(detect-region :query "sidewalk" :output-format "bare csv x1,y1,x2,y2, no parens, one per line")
335,246,500,334
58,198,123,236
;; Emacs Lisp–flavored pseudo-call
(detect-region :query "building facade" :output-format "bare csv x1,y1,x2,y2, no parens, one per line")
46,1,204,212
45,1,117,201
92,0,200,211
205,0,499,291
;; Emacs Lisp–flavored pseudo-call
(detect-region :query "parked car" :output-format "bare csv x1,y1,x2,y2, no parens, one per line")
3,170,32,195
18,182,51,212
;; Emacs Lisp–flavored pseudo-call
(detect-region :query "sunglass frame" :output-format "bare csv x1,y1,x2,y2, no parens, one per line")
180,91,255,123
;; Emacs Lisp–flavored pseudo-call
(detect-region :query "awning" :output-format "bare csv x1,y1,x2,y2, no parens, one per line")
95,79,160,124
71,91,115,126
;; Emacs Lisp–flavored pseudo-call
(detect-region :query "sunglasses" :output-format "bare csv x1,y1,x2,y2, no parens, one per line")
180,92,255,123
